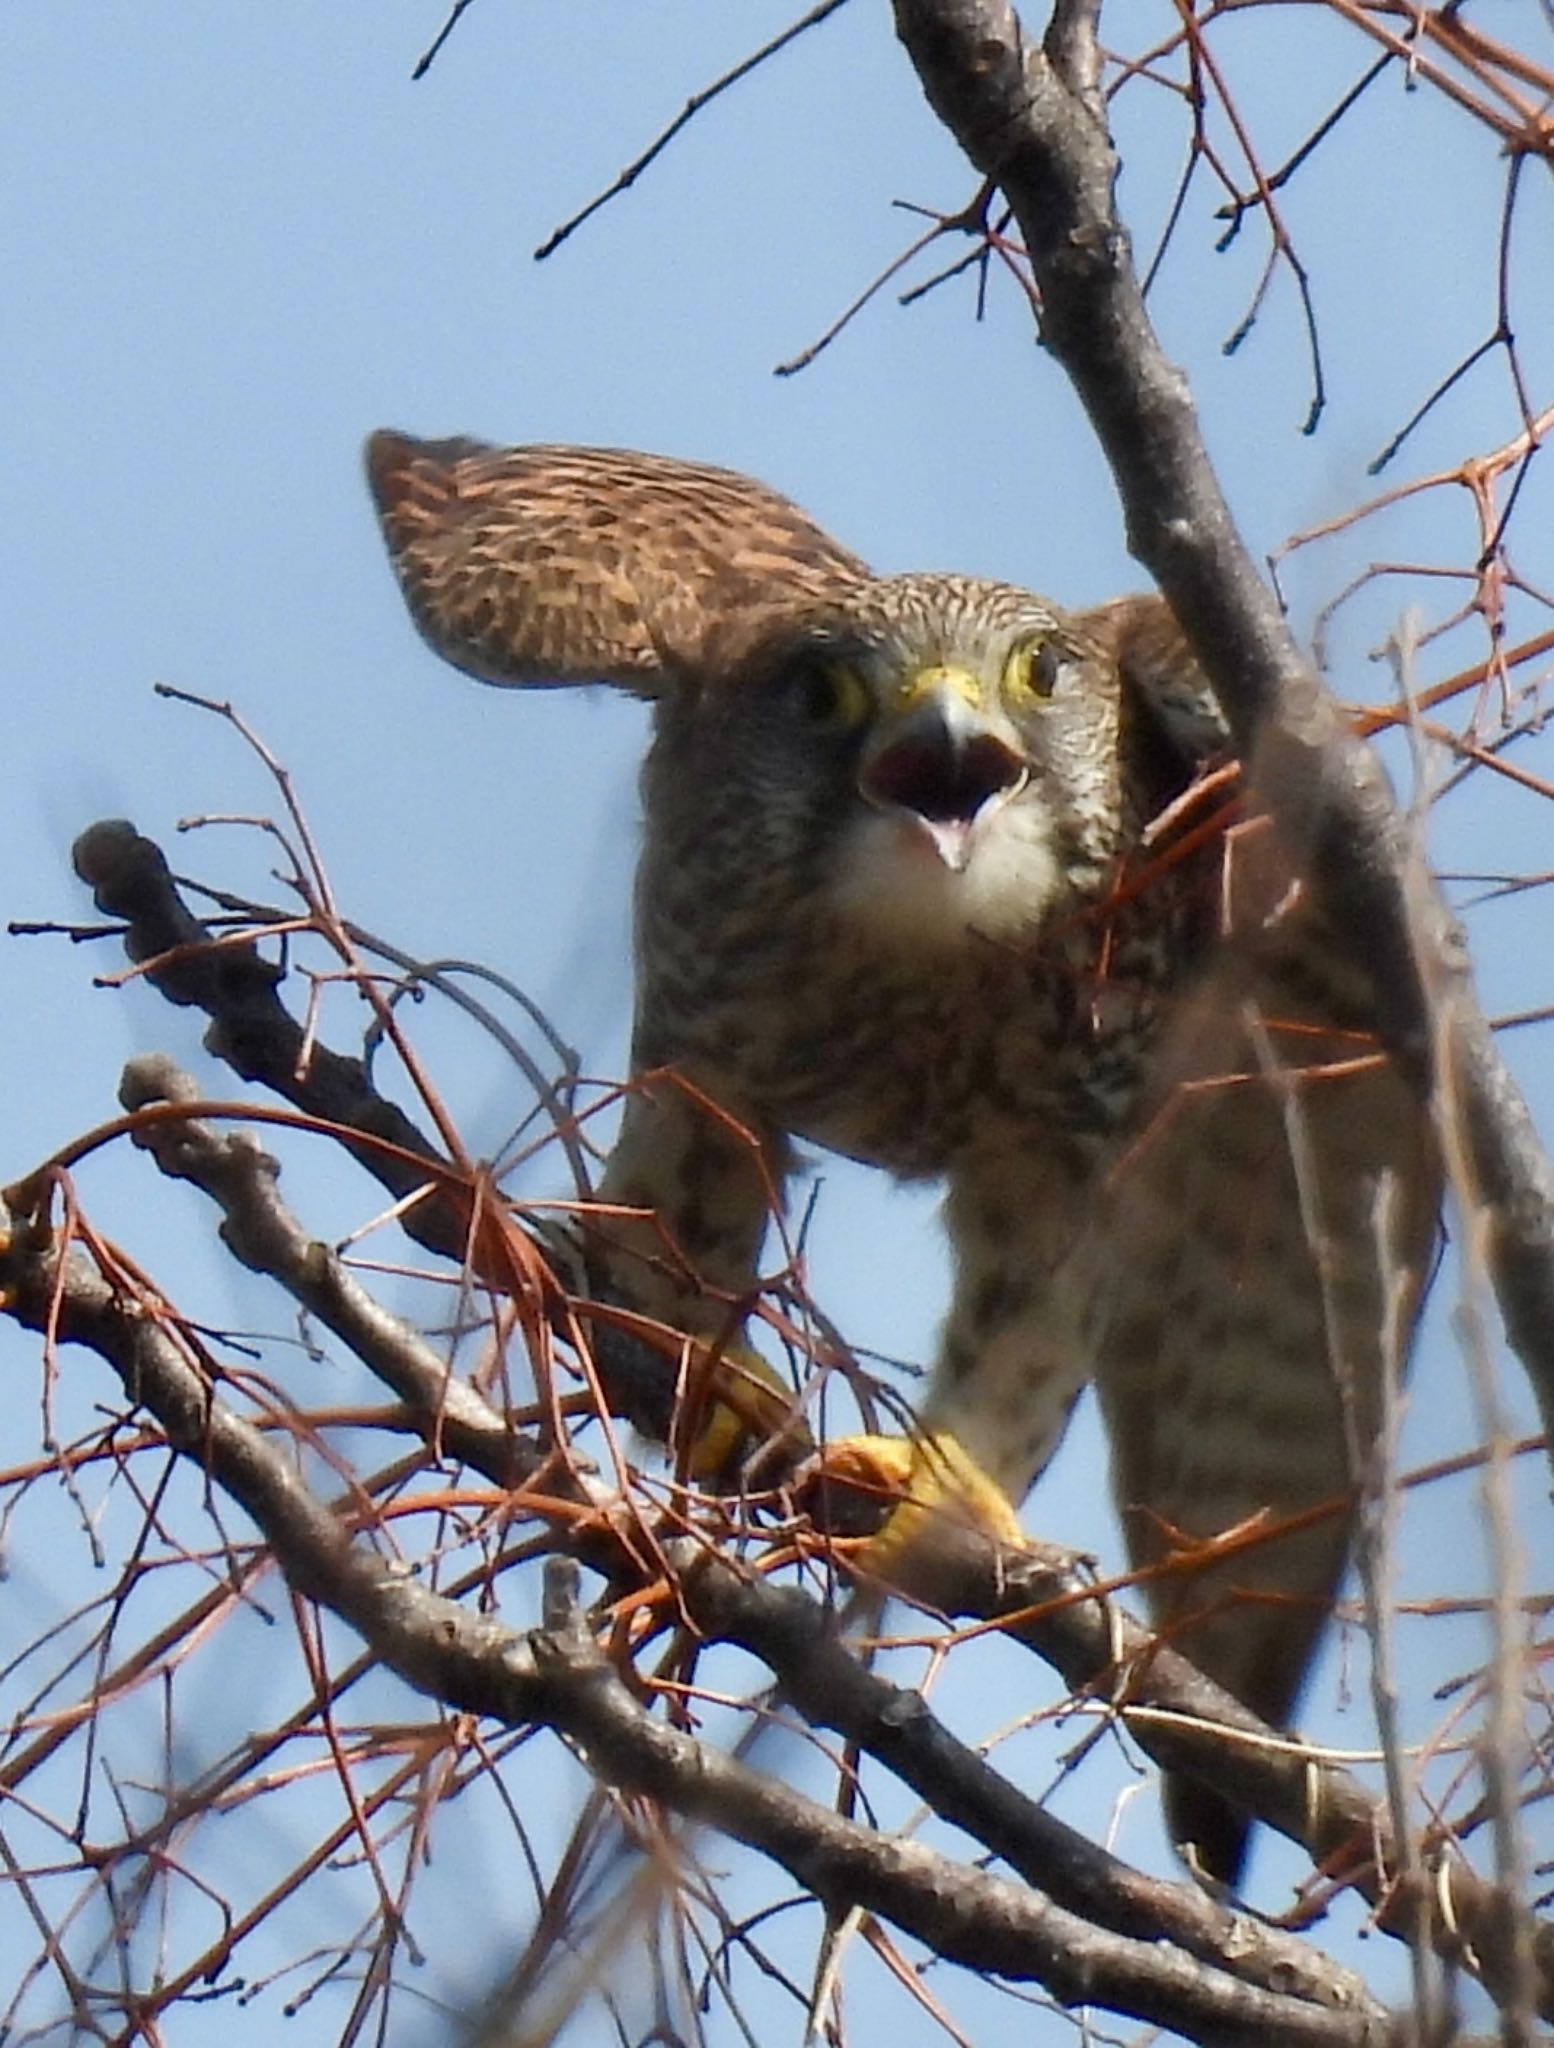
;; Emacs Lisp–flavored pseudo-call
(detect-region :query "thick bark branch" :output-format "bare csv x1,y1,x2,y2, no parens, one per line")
683,1557,1378,2017
116,1051,540,1483
72,820,459,1248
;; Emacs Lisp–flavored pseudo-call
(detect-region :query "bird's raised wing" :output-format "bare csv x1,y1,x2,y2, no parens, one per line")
365,430,872,699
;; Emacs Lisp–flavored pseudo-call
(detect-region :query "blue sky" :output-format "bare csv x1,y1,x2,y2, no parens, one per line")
3,5,1553,2042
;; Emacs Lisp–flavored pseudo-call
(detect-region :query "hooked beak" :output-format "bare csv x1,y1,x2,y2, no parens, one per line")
858,671,1028,872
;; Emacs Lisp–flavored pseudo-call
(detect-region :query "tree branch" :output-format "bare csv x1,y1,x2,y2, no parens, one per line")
71,820,458,1249
76,1050,1554,2018
889,0,1554,1438
948,1539,1554,2022
0,1200,1419,2047
683,1556,1381,2018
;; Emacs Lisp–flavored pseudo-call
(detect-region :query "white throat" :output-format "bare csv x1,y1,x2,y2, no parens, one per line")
829,801,1063,947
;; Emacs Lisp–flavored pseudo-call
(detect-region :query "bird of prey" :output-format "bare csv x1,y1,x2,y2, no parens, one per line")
365,427,1439,1885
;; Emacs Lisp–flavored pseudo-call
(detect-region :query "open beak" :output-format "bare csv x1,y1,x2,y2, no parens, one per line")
858,672,1028,872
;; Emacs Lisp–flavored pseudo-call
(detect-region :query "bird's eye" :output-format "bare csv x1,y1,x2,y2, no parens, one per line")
789,659,870,731
1004,641,1068,702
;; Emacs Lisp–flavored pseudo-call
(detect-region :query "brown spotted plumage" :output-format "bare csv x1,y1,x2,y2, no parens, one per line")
366,427,1439,1885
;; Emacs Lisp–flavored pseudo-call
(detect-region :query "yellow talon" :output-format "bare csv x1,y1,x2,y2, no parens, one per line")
676,1347,1029,1589
815,1429,1029,1577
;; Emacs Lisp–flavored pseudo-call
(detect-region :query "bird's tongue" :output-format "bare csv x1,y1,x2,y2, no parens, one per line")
863,731,1027,873
915,815,978,873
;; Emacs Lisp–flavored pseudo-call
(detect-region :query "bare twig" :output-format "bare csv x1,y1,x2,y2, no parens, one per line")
411,0,481,81
534,2,851,261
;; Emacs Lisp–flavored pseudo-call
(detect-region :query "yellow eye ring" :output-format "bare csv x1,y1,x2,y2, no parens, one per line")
1004,641,1065,702
792,659,871,731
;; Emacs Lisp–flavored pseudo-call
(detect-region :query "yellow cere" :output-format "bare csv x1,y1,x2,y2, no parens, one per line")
896,662,985,712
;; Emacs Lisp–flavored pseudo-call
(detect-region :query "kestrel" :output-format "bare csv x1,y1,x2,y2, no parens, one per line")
365,428,1439,1884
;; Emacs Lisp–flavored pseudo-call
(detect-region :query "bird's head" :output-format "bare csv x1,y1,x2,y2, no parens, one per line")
695,572,1125,946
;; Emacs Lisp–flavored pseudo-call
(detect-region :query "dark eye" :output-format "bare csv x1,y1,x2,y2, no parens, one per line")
1004,640,1069,702
788,658,870,731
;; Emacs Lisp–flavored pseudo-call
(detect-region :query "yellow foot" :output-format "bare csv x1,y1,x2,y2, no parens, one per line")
813,1430,1028,1578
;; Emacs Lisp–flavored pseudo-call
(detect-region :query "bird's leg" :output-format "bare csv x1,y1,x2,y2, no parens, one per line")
586,1077,807,1480
814,1168,1092,1572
